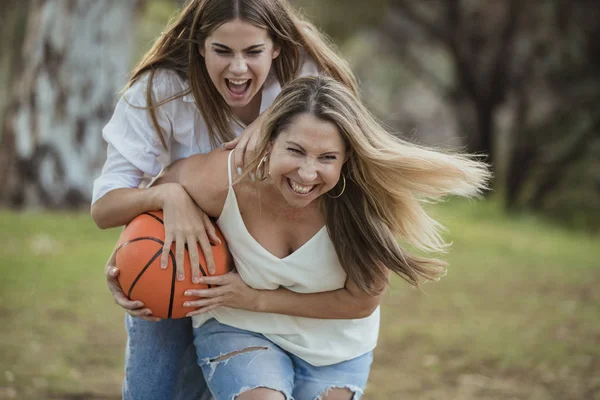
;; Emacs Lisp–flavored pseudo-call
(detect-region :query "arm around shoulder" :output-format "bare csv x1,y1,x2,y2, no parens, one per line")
153,150,230,219
91,186,166,229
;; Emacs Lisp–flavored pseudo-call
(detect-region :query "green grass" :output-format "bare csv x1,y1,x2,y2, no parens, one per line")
0,200,599,399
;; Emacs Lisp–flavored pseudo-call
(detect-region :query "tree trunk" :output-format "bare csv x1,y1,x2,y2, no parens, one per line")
527,127,597,209
0,0,31,197
0,0,139,208
504,88,535,211
0,0,30,128
472,102,495,170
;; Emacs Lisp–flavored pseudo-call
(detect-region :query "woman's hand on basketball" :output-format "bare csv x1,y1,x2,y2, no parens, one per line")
182,272,261,316
223,110,265,175
104,249,160,322
159,183,221,281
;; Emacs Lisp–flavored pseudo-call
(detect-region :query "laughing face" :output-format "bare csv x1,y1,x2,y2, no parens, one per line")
267,113,347,208
200,19,280,120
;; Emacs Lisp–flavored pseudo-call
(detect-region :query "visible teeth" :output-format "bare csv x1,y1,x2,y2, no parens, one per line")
289,179,314,194
228,79,248,85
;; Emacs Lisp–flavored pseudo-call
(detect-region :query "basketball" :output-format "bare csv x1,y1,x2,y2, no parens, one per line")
115,211,231,319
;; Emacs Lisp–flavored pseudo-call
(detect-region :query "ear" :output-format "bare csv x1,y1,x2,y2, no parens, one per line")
199,43,205,58
272,45,281,60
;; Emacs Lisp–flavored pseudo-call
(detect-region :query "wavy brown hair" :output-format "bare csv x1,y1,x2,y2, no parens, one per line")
244,76,491,295
124,0,358,149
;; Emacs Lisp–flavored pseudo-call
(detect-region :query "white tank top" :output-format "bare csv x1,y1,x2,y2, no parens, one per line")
192,151,380,366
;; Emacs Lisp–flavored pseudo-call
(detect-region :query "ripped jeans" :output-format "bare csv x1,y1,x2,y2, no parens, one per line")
193,319,373,400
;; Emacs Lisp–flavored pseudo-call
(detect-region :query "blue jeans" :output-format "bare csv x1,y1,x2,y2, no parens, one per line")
123,314,212,400
193,319,373,400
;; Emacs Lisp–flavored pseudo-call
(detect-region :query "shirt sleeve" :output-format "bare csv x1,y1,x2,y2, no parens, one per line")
91,143,144,204
92,71,182,204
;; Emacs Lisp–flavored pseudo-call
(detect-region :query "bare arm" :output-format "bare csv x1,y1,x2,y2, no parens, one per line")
91,185,175,229
184,270,389,320
152,150,230,219
256,279,384,319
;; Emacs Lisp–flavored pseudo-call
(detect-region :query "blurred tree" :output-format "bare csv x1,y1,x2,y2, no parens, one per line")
0,0,30,196
378,0,523,175
376,0,599,224
293,0,388,42
504,0,600,220
0,0,143,208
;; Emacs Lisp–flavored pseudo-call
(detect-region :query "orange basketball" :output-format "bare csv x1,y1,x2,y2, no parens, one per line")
115,211,231,319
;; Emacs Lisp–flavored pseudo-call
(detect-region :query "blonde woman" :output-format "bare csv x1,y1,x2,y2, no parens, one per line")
90,1,359,398
154,76,490,399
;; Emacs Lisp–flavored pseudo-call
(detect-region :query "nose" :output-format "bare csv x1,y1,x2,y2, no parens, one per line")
229,56,248,75
297,158,317,182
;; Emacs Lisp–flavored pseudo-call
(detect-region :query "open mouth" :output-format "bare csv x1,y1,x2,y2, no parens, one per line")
225,78,251,98
287,178,316,195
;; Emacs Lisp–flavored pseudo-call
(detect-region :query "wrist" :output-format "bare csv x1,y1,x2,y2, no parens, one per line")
151,182,185,209
253,290,267,313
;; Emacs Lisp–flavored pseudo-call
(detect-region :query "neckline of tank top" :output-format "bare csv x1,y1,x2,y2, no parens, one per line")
224,188,327,262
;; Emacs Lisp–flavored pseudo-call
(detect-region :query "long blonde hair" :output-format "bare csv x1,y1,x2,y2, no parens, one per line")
245,76,491,295
124,0,358,149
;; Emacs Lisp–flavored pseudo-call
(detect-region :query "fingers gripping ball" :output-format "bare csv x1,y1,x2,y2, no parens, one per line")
115,211,231,319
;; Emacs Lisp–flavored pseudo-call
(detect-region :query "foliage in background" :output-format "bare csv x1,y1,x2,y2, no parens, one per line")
134,0,180,66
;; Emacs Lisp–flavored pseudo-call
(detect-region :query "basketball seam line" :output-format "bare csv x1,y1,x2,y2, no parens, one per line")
143,212,164,225
117,236,164,253
127,247,163,299
119,215,219,317
140,212,214,289
142,211,216,289
126,246,177,319
183,243,212,289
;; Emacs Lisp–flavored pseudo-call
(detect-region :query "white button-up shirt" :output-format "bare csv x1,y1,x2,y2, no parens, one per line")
92,56,318,204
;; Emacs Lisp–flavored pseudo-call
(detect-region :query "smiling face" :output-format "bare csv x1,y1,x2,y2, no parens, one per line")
200,19,280,119
267,113,347,208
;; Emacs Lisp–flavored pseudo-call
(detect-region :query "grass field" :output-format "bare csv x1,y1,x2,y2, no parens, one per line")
0,200,598,400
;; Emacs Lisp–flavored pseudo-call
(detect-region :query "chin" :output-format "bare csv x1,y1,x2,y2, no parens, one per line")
226,99,250,108
285,193,320,209
223,94,251,107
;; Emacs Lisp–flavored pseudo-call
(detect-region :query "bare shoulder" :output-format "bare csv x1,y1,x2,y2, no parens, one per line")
177,149,231,218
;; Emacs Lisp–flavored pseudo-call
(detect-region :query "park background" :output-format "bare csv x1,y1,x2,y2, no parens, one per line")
0,0,598,399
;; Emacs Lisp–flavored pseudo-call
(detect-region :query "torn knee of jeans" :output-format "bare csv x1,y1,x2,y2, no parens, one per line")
315,385,363,400
209,346,268,363
235,386,291,400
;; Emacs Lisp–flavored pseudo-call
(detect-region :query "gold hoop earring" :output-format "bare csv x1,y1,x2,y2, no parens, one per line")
256,153,270,181
327,175,346,199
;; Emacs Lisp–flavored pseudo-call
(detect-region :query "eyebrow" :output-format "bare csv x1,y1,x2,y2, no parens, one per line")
286,140,341,155
211,43,266,51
